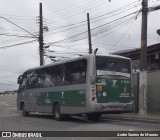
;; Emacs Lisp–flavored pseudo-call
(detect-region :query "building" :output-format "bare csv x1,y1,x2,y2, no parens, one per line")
4,91,14,95
113,43,160,71
113,43,160,112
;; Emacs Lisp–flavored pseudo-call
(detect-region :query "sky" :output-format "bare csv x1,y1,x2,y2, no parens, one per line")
0,0,160,92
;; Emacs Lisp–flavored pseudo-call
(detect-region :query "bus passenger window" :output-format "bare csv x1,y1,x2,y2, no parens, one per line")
64,59,87,85
43,73,55,87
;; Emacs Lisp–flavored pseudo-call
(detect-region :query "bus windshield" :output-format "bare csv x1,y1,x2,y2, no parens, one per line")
96,56,131,77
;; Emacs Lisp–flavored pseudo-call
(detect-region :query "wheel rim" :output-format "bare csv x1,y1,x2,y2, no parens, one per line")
23,105,26,111
55,106,60,119
55,109,59,118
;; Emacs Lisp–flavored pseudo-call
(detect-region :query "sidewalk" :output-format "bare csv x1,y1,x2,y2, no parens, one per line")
102,112,160,124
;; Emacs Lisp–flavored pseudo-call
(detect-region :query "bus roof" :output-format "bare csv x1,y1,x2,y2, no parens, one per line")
96,53,130,60
23,53,130,75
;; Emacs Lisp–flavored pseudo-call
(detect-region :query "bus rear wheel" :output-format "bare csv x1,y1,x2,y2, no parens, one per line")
22,103,29,117
87,113,101,121
54,104,64,121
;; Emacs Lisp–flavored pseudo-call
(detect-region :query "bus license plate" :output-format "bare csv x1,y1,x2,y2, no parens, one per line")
110,107,118,111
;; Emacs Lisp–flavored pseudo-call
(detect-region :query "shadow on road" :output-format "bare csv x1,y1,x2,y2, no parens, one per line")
26,113,111,124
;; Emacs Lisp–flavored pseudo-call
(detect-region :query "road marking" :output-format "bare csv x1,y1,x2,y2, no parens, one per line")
0,101,16,107
1,102,6,103
0,103,10,106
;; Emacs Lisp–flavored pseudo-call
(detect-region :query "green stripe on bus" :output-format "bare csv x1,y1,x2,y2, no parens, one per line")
37,90,86,107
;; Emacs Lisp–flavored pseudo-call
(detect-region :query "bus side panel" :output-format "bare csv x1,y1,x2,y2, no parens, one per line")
34,85,87,114
24,89,35,112
17,90,35,112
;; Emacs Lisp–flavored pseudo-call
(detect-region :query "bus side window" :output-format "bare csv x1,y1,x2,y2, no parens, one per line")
64,59,87,85
119,63,129,73
42,65,63,87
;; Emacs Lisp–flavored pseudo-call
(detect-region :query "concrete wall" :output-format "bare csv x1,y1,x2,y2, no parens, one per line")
147,70,160,112
133,73,139,112
133,70,160,112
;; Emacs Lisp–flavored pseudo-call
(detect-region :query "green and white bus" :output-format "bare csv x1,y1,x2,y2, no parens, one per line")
17,54,134,121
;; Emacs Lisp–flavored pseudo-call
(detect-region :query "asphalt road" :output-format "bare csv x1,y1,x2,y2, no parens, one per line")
0,94,160,140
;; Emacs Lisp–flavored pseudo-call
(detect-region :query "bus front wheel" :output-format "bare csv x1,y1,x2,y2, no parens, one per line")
22,103,29,117
54,104,63,121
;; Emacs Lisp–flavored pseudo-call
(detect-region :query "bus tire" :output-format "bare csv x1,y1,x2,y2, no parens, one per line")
87,113,101,121
54,104,63,121
22,103,29,117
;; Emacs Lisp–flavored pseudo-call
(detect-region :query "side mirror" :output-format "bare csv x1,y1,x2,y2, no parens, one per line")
17,75,23,84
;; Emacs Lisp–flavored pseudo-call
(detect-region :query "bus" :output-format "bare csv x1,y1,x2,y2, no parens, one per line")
17,53,134,121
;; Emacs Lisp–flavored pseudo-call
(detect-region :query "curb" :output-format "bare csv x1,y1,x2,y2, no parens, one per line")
102,115,160,124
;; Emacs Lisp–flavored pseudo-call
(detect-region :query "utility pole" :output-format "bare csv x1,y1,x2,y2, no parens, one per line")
39,3,44,66
87,13,92,54
139,0,148,117
140,0,148,71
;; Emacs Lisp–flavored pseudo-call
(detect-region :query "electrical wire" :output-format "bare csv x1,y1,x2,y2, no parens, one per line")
91,0,141,20
0,33,37,38
0,17,37,38
0,39,37,49
46,5,141,34
47,10,140,46
46,0,141,25
46,0,104,18
46,3,141,37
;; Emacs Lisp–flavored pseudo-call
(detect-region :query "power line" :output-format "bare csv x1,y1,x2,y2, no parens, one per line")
108,19,136,51
47,5,140,34
45,0,109,25
0,37,36,45
47,10,140,45
0,39,37,49
0,16,37,38
0,13,36,18
91,0,141,20
92,10,140,31
92,16,138,42
45,0,140,34
0,33,37,38
46,3,141,38
46,0,102,18
45,22,87,35
46,0,140,25
46,20,87,33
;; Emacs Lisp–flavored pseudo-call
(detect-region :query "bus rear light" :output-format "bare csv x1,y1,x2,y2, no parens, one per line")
92,97,96,101
92,85,95,89
89,85,97,102
90,85,96,94
91,93,95,96
91,88,95,93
